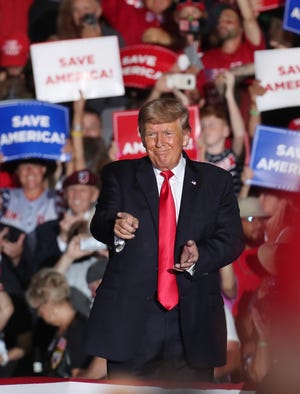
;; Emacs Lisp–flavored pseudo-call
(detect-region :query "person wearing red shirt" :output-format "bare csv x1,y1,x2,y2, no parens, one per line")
232,197,270,320
197,0,265,115
0,0,34,39
101,0,175,46
202,0,265,78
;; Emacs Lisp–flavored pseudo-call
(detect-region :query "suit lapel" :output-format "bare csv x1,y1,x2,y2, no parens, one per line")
176,158,204,243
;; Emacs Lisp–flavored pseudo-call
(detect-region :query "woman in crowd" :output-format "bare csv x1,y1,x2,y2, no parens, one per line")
26,268,106,378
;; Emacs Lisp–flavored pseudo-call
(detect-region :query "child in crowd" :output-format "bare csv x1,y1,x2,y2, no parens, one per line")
199,70,246,194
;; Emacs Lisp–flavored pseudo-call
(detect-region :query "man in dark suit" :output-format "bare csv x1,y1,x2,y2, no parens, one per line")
86,97,244,382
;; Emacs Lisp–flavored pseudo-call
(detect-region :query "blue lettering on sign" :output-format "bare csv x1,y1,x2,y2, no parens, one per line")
291,7,300,19
0,100,70,162
284,0,300,34
249,125,300,192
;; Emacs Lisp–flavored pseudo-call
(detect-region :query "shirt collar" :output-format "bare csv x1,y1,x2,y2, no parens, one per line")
153,155,186,180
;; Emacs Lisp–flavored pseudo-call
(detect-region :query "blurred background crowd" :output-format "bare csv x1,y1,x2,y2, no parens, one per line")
0,0,300,390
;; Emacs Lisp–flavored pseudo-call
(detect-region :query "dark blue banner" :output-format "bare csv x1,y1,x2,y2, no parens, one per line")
283,0,300,34
0,100,70,162
249,125,300,192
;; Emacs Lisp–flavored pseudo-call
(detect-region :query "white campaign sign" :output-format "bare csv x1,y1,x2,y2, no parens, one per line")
30,36,125,103
255,47,300,112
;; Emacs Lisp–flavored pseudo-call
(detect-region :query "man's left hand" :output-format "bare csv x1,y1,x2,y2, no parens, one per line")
174,240,199,272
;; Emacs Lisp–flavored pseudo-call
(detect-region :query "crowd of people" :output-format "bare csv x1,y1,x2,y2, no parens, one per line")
0,0,300,390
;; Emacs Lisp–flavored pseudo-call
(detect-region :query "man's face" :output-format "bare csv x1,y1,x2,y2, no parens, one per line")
143,0,172,14
217,9,242,42
242,217,265,247
65,184,99,214
83,112,102,138
141,119,190,171
16,163,46,190
200,115,229,149
71,0,101,26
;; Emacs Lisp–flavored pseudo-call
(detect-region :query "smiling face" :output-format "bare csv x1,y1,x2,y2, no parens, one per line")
16,163,46,192
65,184,99,215
142,119,190,171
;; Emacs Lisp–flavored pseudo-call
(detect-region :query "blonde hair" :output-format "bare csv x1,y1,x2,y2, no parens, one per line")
26,268,70,309
138,97,191,138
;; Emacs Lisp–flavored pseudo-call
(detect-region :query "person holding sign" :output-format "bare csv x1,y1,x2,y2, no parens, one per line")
51,0,129,141
0,158,63,286
53,0,125,44
86,97,244,382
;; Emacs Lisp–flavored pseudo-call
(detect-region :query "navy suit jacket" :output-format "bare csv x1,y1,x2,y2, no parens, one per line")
86,154,244,368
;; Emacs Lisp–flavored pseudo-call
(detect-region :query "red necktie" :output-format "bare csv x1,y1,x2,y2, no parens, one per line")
157,170,178,310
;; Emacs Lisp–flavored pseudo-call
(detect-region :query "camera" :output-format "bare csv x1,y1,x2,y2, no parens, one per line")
80,237,106,251
166,73,196,90
80,13,98,26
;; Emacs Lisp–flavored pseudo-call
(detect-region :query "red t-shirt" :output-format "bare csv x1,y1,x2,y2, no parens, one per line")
0,0,34,37
232,247,267,318
202,35,265,76
101,0,169,46
197,35,266,92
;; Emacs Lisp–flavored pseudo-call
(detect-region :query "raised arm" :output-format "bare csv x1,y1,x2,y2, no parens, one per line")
236,0,262,46
223,70,246,157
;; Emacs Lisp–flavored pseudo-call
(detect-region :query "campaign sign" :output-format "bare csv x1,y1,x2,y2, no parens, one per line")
120,44,178,88
258,0,285,12
248,125,300,192
0,100,70,162
30,36,125,103
255,47,300,112
113,106,200,161
283,0,300,34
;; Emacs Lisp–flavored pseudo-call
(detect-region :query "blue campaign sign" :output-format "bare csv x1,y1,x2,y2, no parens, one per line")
0,100,70,162
283,0,300,34
249,125,300,192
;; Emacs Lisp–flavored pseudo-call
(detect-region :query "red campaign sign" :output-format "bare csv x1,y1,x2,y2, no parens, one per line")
120,44,178,89
113,106,201,161
258,0,285,11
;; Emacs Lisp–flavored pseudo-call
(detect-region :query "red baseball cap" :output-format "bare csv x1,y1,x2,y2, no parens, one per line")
0,32,30,67
176,1,206,12
63,169,99,189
